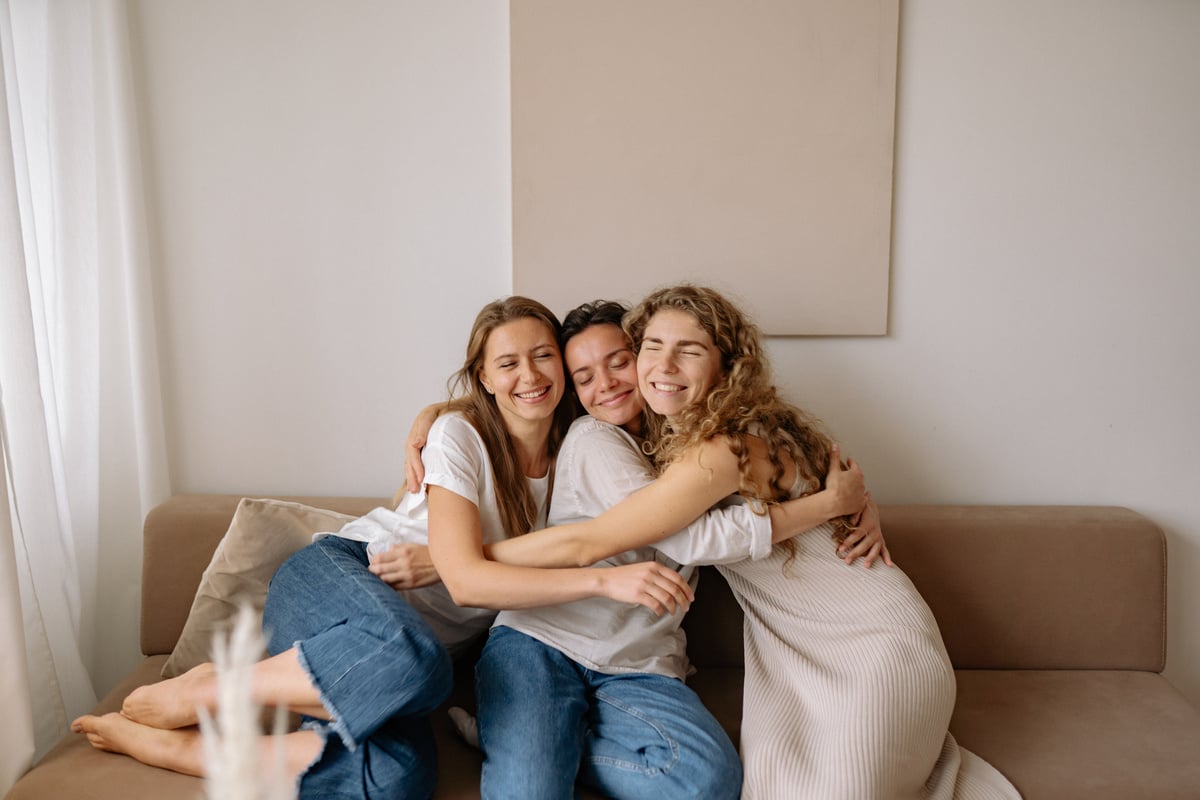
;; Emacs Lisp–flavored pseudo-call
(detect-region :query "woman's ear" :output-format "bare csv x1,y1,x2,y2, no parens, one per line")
474,364,494,395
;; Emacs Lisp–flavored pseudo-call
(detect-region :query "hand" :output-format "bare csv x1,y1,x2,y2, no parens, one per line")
835,496,894,568
597,562,695,617
824,445,867,517
402,403,444,495
369,543,440,589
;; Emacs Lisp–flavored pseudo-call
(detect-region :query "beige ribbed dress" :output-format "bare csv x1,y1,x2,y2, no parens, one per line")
717,518,1021,800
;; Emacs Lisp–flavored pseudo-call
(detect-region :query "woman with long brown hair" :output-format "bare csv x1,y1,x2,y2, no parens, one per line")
72,296,692,800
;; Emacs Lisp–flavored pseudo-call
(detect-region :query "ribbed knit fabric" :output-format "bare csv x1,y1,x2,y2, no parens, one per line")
717,521,1020,799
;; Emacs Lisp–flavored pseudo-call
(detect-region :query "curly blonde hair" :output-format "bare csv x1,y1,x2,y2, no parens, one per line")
624,285,851,551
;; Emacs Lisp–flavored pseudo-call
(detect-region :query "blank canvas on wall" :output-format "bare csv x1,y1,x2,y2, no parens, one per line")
511,0,899,335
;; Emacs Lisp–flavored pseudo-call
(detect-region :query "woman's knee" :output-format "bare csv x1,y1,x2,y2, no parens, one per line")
674,711,742,797
680,739,742,799
586,682,742,799
388,625,452,706
263,544,327,653
320,621,452,716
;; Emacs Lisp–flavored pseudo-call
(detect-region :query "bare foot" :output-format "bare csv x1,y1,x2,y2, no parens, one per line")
121,663,218,729
72,712,204,776
73,712,324,785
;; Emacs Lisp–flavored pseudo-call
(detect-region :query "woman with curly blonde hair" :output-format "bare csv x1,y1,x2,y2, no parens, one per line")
497,285,1019,799
626,285,856,564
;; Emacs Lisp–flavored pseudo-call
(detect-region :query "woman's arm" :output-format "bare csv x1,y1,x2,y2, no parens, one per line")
487,438,740,569
763,450,865,543
397,401,453,502
426,486,695,615
636,445,868,565
834,496,894,567
488,440,867,569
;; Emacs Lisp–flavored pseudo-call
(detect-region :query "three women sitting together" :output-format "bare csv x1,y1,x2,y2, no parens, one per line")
73,285,1019,799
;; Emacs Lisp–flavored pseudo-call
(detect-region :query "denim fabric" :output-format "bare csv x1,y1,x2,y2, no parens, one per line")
264,535,453,800
476,626,742,800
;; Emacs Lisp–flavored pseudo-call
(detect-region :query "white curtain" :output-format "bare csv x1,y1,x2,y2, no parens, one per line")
0,0,169,790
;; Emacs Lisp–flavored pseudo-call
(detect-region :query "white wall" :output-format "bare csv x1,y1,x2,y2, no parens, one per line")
110,0,1200,706
130,0,513,498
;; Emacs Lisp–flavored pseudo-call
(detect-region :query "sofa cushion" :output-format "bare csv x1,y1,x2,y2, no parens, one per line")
950,669,1200,800
160,498,355,677
4,657,205,800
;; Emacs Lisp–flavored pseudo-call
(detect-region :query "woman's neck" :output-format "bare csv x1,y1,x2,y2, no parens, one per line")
507,418,553,478
620,413,645,438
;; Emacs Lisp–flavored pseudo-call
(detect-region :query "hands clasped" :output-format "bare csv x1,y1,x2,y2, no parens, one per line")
826,445,894,569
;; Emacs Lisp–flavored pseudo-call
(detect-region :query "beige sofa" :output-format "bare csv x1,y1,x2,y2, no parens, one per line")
8,497,1200,799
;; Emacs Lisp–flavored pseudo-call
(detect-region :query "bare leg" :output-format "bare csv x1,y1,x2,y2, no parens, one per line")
122,649,328,729
72,712,323,782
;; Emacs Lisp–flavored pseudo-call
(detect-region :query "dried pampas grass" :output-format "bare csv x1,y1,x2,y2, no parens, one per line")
199,604,294,800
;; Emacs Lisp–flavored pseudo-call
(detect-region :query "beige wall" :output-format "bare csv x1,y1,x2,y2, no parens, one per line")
511,0,898,335
104,0,1200,707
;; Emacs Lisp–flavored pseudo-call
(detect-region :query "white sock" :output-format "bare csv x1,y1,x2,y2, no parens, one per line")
447,706,480,750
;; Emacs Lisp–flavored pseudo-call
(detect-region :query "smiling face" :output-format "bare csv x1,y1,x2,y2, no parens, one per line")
564,323,644,431
636,308,724,419
478,316,565,431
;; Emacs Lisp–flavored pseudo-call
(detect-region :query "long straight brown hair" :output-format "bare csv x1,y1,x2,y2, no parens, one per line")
445,296,576,538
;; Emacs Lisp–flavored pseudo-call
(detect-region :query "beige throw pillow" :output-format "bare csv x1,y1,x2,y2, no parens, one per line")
160,497,356,678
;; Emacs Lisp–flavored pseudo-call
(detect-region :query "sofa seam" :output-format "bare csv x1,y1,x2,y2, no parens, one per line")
1160,530,1168,672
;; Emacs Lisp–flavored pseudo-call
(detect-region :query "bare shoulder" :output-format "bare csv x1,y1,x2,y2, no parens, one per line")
688,436,742,478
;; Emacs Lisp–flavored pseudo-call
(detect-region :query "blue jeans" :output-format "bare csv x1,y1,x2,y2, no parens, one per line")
476,626,742,800
263,535,453,800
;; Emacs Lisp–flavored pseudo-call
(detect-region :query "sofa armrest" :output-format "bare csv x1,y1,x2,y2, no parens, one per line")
140,494,386,656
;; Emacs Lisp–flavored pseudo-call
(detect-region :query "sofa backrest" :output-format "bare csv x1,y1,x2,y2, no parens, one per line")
143,498,1167,673
683,504,1167,672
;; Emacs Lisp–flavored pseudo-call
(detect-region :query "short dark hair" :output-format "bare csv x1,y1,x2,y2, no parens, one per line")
560,300,630,348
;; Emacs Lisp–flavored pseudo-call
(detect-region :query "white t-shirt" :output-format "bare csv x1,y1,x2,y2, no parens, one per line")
324,411,548,654
493,415,771,679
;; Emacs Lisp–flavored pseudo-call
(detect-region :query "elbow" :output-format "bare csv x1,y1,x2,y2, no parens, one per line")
440,576,481,608
573,543,606,568
559,528,609,567
431,550,490,608
439,571,498,610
